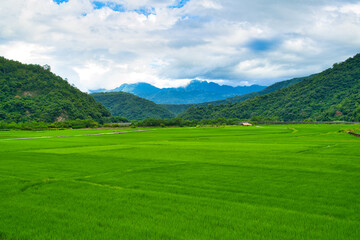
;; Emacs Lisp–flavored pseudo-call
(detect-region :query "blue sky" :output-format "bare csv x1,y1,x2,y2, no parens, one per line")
170,0,191,9
0,0,360,91
247,39,279,52
54,0,69,3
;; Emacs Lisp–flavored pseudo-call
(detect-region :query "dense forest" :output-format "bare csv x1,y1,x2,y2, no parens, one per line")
161,76,306,115
0,57,111,123
92,92,175,120
181,54,360,122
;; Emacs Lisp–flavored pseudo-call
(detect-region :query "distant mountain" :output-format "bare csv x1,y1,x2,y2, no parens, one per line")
160,76,306,115
92,92,175,120
180,53,360,121
90,80,266,104
89,88,107,93
0,57,111,123
110,82,160,97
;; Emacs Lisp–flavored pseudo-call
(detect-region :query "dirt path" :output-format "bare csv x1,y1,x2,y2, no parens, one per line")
0,129,154,141
347,131,360,137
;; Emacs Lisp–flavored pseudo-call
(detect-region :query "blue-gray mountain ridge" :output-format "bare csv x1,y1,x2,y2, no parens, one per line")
90,80,266,104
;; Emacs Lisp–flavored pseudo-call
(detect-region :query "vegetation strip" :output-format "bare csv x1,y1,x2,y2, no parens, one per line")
0,129,152,141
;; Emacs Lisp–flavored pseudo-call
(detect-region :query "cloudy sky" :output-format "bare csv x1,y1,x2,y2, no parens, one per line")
1,0,360,91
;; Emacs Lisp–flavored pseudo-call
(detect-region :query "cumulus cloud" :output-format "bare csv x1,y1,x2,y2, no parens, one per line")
0,0,359,91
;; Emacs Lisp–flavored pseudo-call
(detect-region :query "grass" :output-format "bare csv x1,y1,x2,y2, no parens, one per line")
0,124,359,239
350,129,360,134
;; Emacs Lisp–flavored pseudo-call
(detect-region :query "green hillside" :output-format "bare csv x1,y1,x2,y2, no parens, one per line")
161,76,306,115
219,76,306,104
181,54,360,121
0,57,111,123
160,104,194,115
92,92,175,120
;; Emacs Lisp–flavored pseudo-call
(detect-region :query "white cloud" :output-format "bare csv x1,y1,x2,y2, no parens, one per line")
187,0,222,10
0,41,53,64
339,3,360,15
235,59,288,80
0,0,359,91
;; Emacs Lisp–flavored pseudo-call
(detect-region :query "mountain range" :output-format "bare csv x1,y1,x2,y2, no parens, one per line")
91,76,309,120
160,76,308,115
90,80,266,104
180,53,360,122
1,53,359,123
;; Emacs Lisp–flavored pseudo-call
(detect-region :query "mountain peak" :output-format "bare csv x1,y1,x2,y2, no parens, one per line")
99,80,266,104
111,82,160,94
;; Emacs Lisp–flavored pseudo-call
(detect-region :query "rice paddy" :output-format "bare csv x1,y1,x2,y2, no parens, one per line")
0,125,359,239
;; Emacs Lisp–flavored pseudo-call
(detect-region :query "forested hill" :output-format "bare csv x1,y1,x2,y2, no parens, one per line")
181,54,360,121
161,76,306,115
0,57,111,123
92,92,175,120
215,76,307,105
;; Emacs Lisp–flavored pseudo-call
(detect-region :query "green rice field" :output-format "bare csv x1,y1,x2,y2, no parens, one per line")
0,125,359,239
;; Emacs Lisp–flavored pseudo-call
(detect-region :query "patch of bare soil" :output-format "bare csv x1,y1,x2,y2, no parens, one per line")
348,131,360,137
